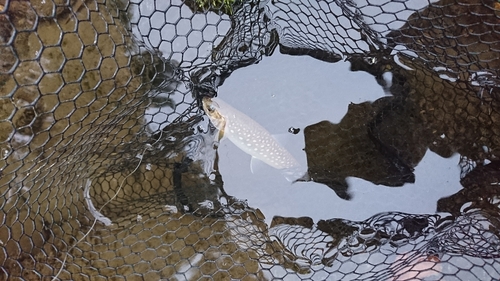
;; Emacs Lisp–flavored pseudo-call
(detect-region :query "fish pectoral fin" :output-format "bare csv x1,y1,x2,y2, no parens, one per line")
217,119,227,141
217,129,224,141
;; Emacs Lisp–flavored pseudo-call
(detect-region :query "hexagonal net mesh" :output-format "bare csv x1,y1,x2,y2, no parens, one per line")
1,0,500,280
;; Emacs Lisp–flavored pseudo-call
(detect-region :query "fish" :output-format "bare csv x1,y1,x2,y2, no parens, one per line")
202,97,301,179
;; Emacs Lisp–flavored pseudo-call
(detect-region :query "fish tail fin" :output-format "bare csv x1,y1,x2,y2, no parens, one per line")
283,166,307,182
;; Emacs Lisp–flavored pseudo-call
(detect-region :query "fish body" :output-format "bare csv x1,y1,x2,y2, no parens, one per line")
202,97,300,172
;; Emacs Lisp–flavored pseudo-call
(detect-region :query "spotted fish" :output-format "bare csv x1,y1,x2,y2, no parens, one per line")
202,97,301,178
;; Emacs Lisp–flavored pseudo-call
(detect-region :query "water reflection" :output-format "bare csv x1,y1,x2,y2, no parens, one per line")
300,98,416,200
269,206,500,279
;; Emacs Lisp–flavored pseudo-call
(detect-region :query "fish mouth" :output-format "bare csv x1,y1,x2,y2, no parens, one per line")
202,97,225,132
202,97,214,114
197,92,216,112
202,97,221,114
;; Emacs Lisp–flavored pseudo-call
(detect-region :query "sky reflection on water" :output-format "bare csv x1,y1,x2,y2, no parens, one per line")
214,53,462,224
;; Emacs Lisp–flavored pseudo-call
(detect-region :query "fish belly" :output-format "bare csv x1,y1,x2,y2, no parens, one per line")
225,121,299,170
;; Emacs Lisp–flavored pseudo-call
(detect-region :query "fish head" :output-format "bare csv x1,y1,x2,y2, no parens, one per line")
202,97,225,130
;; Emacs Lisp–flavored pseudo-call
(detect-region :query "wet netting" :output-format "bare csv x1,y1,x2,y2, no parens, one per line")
1,0,500,279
